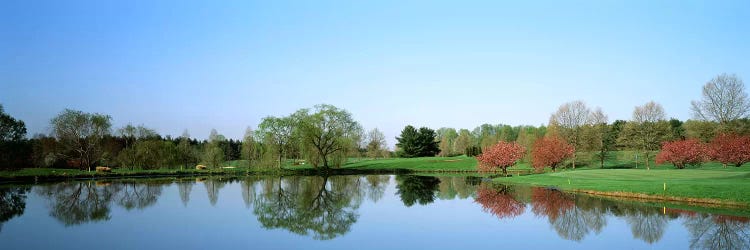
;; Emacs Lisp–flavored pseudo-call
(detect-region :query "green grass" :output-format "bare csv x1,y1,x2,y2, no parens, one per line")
341,156,479,171
497,167,750,205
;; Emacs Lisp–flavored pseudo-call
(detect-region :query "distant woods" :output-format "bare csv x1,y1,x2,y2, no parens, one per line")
0,104,383,171
1,73,750,171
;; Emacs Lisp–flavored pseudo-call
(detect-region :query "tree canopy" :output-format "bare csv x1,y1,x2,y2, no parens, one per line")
396,125,440,158
50,109,112,171
691,73,750,124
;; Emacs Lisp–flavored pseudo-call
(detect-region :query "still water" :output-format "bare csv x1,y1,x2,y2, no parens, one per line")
0,175,748,249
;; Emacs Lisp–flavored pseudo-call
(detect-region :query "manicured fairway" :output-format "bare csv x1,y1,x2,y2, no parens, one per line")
498,167,750,205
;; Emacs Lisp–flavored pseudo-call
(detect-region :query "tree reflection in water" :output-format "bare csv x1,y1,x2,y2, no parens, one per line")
365,175,389,202
530,187,608,241
474,183,525,219
395,175,440,207
0,187,29,232
34,180,170,226
113,182,163,210
203,178,227,206
685,214,750,250
14,175,750,248
251,175,364,240
625,209,668,244
36,182,117,226
177,179,193,207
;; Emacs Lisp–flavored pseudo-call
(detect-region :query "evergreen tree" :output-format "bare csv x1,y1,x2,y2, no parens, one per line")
396,125,440,157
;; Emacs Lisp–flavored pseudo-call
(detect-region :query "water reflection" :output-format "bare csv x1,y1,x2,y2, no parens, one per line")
395,175,441,207
36,182,116,226
0,187,29,232
685,214,750,250
177,180,193,207
0,174,748,248
474,183,525,219
113,182,163,210
626,209,668,244
249,176,364,240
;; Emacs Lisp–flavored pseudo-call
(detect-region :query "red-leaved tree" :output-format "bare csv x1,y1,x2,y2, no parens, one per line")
531,187,574,221
654,138,707,169
474,183,525,219
531,136,574,172
476,141,526,175
709,133,750,168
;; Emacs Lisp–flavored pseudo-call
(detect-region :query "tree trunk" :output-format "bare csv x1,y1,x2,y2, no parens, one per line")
277,150,282,169
502,167,507,177
572,151,576,169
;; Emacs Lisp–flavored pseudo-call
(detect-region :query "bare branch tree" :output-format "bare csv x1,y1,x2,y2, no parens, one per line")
550,100,591,169
691,73,750,124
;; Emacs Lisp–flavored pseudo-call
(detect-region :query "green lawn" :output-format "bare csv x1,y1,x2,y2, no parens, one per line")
497,166,750,205
341,156,482,171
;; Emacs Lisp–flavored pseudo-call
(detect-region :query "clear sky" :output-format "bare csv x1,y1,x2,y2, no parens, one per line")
2,0,749,146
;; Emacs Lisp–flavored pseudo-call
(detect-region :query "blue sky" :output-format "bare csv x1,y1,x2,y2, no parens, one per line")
2,0,749,146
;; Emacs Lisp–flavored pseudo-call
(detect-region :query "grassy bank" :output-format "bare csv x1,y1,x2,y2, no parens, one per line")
0,156,482,183
497,165,750,206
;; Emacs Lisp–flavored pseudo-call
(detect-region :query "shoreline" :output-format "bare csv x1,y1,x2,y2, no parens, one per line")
570,189,749,208
0,167,510,184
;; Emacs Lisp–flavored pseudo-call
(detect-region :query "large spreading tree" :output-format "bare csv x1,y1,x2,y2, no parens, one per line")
476,141,525,176
655,139,707,169
691,73,750,125
297,104,362,168
531,136,574,172
50,109,112,171
709,133,750,168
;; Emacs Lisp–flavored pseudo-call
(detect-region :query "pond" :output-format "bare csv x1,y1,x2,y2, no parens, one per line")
0,175,748,249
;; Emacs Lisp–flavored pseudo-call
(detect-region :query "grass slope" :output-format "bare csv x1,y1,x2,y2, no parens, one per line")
498,166,750,205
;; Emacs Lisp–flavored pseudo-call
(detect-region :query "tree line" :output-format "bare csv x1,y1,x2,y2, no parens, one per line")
1,73,749,171
473,73,750,172
0,104,391,171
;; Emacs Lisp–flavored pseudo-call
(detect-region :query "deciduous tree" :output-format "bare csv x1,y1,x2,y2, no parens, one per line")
454,129,473,155
202,129,225,169
619,101,670,169
50,109,112,171
550,101,591,169
584,108,613,168
691,73,750,124
709,133,750,168
531,136,574,172
654,139,707,169
240,127,258,167
474,184,525,219
257,116,294,168
476,141,525,175
683,120,719,142
177,130,195,170
296,104,362,168
365,128,387,159
436,127,458,157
